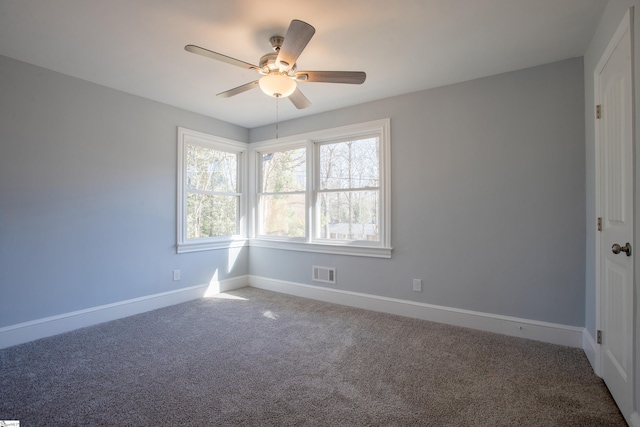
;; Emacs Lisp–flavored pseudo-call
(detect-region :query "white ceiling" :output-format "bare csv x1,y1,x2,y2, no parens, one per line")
0,0,607,128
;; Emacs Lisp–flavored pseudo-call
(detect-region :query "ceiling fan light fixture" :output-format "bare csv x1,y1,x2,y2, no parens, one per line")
186,19,365,108
259,74,297,98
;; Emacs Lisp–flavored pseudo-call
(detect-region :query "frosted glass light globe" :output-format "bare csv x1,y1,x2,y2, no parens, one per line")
259,74,297,98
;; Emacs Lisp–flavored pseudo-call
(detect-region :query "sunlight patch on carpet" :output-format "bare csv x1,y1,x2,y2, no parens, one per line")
207,293,247,300
262,310,279,320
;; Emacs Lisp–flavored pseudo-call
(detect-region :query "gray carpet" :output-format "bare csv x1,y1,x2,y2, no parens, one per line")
0,287,626,426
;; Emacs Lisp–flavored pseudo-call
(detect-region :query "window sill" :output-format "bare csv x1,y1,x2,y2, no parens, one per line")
249,238,393,258
176,238,248,254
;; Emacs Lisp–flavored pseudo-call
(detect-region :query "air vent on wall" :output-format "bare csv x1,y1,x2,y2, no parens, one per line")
312,266,336,284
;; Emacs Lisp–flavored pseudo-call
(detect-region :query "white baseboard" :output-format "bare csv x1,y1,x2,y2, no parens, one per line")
248,275,584,348
203,275,249,296
0,275,248,349
582,328,601,376
0,274,586,351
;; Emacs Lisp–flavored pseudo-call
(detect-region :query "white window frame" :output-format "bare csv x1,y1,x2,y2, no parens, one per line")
176,127,247,253
249,119,391,258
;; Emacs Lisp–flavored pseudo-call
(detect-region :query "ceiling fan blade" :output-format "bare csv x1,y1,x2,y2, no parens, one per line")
276,20,315,71
216,81,260,98
288,87,311,109
295,71,366,84
185,45,259,70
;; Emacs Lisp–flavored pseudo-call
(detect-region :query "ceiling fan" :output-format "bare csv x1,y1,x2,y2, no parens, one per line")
185,19,366,109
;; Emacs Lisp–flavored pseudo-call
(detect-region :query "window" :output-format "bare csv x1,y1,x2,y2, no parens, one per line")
177,128,246,253
257,146,307,238
316,135,380,242
251,119,391,258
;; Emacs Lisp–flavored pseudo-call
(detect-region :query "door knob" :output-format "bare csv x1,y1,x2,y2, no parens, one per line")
612,242,632,256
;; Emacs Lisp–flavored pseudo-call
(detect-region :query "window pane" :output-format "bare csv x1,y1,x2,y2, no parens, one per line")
319,138,379,190
187,144,238,193
318,191,379,241
187,193,239,238
261,148,306,193
260,194,306,237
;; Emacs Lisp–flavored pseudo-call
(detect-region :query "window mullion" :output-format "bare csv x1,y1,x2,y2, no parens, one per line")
258,190,307,196
317,187,380,194
308,139,315,243
188,188,241,197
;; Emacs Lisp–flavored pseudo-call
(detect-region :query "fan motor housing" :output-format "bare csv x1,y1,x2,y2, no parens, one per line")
259,52,296,74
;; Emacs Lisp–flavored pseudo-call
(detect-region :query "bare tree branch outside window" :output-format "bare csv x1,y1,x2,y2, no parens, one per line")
318,137,380,241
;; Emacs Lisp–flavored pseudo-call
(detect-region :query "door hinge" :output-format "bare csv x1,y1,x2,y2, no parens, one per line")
597,330,602,344
597,217,602,232
596,104,601,119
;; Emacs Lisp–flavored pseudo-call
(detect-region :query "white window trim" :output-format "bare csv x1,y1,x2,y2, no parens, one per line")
176,127,248,253
249,238,392,258
249,118,392,258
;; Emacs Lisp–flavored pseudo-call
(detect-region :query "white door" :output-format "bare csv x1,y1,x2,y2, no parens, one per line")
596,9,634,421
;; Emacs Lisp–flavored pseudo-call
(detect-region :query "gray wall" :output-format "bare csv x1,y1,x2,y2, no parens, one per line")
250,57,586,327
583,0,640,415
0,52,586,330
0,55,249,327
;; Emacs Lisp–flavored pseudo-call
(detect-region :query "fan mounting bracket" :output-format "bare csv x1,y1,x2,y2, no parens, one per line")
269,36,284,51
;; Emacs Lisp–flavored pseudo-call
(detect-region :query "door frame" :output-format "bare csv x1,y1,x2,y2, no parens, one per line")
593,6,636,424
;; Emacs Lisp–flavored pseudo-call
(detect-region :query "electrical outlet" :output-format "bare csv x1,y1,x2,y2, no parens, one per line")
173,270,181,281
413,279,422,292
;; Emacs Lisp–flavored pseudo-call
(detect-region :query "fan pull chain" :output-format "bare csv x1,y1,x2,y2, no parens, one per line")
275,94,280,140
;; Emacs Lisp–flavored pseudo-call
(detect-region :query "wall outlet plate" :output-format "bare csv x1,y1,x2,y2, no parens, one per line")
413,279,422,292
173,270,181,281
